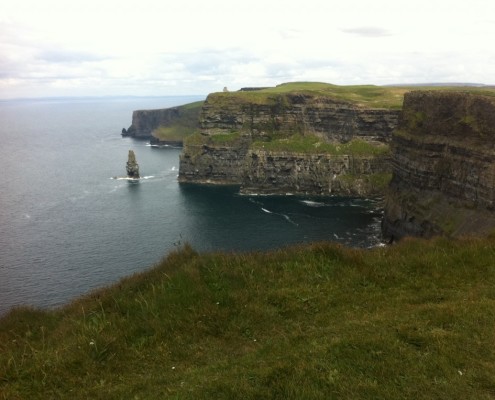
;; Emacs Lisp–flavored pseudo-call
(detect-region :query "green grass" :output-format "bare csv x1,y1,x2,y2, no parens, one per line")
208,82,495,110
253,134,390,156
183,131,243,148
209,131,242,144
2,237,495,399
337,172,393,193
152,101,203,142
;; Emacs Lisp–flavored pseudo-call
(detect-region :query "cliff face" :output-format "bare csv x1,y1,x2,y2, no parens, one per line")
199,93,399,143
179,89,398,196
241,150,391,196
382,91,495,240
123,108,182,139
179,136,251,185
122,101,202,142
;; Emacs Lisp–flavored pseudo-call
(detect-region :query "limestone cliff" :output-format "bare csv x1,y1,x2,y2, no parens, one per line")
198,91,398,143
241,150,391,196
179,83,399,196
382,91,495,240
123,108,182,139
122,101,203,143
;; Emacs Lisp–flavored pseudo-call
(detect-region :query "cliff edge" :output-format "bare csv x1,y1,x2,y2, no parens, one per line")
382,90,495,240
179,83,400,196
122,101,203,144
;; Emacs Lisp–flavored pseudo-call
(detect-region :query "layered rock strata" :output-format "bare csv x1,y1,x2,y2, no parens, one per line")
198,93,398,143
122,102,202,141
179,91,398,196
123,108,182,139
382,91,495,240
241,150,391,196
126,150,140,179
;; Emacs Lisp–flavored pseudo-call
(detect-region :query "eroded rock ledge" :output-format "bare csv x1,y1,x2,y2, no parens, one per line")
382,91,495,240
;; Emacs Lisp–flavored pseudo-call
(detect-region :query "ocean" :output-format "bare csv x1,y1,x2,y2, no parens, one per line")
0,96,384,315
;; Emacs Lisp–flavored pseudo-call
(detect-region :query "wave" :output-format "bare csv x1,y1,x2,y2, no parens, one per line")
146,143,182,149
260,207,298,226
300,200,326,207
111,175,154,181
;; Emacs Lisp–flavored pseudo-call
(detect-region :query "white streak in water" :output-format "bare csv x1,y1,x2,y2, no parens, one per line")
261,207,298,226
301,200,325,207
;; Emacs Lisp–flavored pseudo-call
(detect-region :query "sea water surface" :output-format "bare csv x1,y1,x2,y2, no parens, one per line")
0,96,383,315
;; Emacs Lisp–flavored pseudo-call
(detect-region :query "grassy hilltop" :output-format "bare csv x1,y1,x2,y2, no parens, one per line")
207,82,495,109
2,237,495,399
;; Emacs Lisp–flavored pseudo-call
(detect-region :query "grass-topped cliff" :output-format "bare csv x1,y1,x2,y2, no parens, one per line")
2,237,495,399
180,82,495,196
180,82,402,195
124,100,204,142
152,101,204,143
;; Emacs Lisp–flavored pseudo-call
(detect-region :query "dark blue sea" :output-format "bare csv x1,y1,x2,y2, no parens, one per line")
0,96,384,315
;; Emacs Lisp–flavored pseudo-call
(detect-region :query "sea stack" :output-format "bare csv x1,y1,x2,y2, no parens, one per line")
126,150,140,180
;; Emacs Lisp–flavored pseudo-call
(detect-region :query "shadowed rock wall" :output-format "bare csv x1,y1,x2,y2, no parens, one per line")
382,91,495,240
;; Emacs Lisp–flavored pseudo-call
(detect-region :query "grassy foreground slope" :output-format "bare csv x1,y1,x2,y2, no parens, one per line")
2,238,495,399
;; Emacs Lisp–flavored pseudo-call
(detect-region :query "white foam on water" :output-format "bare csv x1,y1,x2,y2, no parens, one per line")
301,200,325,207
261,207,298,226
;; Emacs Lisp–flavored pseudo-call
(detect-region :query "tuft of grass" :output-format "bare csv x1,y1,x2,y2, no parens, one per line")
209,131,242,144
2,239,495,399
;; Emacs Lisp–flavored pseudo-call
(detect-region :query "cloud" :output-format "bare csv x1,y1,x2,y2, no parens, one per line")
37,49,109,64
341,27,392,37
1,0,495,98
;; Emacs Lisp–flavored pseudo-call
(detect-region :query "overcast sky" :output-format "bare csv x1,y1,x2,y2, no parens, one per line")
1,0,494,99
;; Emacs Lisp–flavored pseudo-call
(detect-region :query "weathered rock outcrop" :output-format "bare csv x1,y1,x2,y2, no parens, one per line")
179,87,399,196
241,150,391,196
382,91,495,240
179,136,251,185
126,150,140,179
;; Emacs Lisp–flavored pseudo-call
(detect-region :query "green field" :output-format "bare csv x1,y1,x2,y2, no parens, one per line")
209,82,495,109
2,237,495,399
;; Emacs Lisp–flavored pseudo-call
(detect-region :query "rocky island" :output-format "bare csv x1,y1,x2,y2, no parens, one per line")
126,150,140,180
